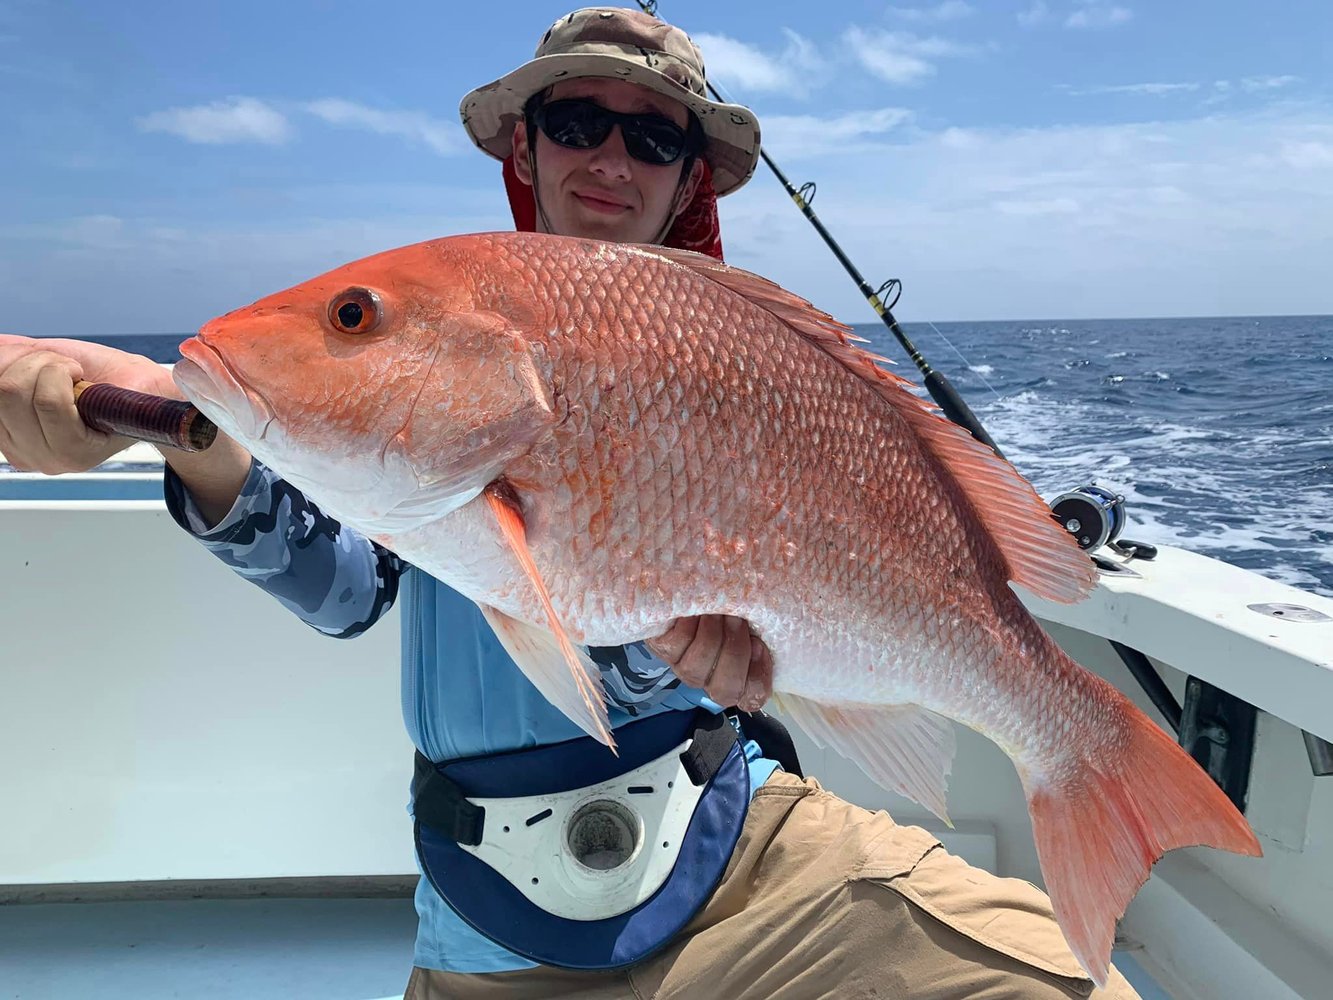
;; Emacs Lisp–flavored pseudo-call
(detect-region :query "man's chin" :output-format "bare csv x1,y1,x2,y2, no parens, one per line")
560,205,656,245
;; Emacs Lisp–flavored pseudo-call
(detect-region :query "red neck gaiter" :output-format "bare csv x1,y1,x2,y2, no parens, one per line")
502,154,725,261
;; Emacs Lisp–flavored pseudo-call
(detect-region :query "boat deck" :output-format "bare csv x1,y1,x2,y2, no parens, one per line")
0,893,1172,999
0,895,415,999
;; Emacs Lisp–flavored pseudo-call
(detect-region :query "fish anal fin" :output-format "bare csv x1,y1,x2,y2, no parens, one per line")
772,692,955,825
637,244,1095,606
482,483,615,750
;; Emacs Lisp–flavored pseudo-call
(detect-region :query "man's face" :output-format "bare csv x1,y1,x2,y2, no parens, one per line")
512,78,703,244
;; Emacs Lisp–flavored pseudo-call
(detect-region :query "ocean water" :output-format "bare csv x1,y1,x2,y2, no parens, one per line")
13,315,1333,597
884,315,1333,598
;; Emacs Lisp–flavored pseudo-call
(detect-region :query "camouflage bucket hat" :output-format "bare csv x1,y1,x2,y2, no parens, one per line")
460,6,761,197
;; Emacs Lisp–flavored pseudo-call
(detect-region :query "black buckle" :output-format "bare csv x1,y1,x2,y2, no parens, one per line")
413,752,486,846
680,711,739,786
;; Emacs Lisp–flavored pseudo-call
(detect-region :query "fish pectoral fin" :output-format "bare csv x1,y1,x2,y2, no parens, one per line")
478,604,614,750
481,484,615,751
771,693,955,825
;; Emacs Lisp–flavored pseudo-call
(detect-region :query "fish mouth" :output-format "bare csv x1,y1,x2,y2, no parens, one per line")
173,337,275,442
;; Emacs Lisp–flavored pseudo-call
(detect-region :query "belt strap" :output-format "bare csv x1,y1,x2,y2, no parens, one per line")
414,710,737,845
681,710,740,786
412,755,485,847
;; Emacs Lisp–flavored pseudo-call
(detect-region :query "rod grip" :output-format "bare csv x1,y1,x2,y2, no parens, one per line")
922,370,1004,459
73,380,217,453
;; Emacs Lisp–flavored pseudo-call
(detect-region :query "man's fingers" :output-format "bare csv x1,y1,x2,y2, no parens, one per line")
670,614,726,689
646,616,697,664
739,639,774,713
32,362,113,466
2,338,174,396
648,614,774,710
702,615,753,708
0,353,60,470
0,335,38,354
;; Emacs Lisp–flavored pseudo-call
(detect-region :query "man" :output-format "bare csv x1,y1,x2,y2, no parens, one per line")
0,8,1140,999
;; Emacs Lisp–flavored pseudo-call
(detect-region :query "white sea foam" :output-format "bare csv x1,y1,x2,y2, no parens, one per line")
978,390,1333,597
969,364,995,375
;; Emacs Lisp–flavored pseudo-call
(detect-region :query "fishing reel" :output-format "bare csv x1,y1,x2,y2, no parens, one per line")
1049,484,1157,560
1050,484,1124,551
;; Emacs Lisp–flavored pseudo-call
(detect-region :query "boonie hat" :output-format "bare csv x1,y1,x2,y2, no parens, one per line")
460,6,761,196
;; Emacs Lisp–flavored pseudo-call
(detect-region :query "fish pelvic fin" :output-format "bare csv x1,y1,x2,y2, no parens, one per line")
1022,697,1262,987
771,693,955,825
482,483,615,750
634,244,1095,606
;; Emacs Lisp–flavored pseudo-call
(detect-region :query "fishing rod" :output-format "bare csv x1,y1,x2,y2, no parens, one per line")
635,0,1003,458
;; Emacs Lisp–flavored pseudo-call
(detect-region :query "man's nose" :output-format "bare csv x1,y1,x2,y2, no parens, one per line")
587,125,633,181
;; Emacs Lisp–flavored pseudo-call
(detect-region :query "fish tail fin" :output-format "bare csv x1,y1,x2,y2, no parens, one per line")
1024,698,1262,987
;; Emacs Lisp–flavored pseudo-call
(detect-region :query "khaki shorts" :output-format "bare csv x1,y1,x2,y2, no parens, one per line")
405,771,1141,1000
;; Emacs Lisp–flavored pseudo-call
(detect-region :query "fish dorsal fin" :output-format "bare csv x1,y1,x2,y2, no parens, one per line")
637,245,1095,605
771,692,956,825
482,482,615,749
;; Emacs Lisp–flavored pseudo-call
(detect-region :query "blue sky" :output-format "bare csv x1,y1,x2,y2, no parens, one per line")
3,0,1331,334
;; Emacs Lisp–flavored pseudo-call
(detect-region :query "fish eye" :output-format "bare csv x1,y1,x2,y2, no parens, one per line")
328,287,382,335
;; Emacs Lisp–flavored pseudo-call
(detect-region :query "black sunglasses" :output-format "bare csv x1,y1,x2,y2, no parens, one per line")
531,99,700,166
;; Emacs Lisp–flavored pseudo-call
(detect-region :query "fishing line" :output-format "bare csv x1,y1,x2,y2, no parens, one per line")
925,321,1003,403
634,0,1004,459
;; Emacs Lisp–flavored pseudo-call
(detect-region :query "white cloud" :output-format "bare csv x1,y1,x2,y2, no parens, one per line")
1065,2,1133,28
1063,82,1200,96
137,97,291,145
993,196,1081,216
303,99,460,156
136,95,464,155
1202,76,1298,106
693,29,823,98
1279,140,1333,169
843,27,974,85
1068,77,1299,103
8,214,131,250
1018,2,1049,26
890,2,974,22
762,108,914,158
1241,75,1299,92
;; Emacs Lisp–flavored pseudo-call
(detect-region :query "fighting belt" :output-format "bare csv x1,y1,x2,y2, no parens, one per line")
412,708,748,969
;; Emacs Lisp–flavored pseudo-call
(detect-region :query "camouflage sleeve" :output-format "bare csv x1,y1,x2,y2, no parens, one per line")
163,459,404,638
588,642,682,715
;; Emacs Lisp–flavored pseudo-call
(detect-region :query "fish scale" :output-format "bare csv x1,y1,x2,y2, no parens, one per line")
174,230,1262,986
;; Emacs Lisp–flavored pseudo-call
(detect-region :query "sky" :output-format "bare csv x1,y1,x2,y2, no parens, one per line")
3,0,1332,334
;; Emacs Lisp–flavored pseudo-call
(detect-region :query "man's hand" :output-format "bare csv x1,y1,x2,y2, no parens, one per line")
647,614,773,712
0,334,253,525
0,335,174,474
